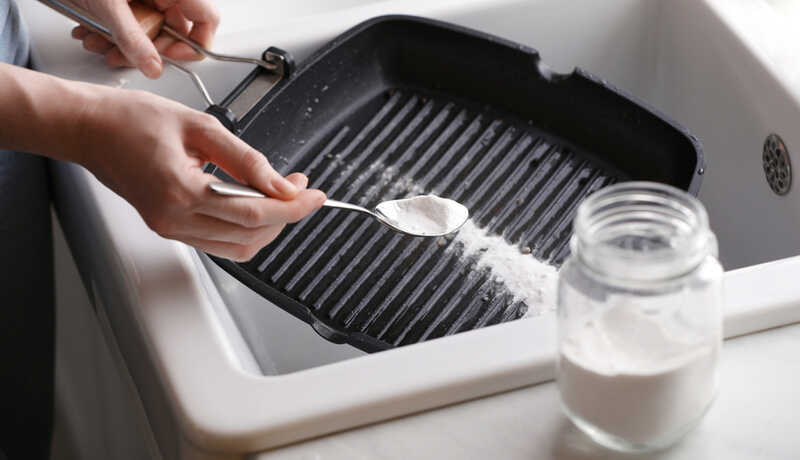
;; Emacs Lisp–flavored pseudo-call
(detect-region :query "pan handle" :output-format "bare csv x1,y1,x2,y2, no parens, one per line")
37,0,286,110
38,0,216,105
39,0,282,74
38,0,163,42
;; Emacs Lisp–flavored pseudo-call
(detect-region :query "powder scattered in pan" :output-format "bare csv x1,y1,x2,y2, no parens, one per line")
371,168,556,315
449,220,558,316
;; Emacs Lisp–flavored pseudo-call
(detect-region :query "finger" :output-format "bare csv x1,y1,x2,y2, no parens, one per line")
82,33,115,54
197,186,327,228
159,9,198,60
160,28,203,62
180,225,285,262
170,213,278,245
176,0,220,48
163,6,191,36
187,121,300,200
152,0,178,10
179,237,258,262
163,42,204,61
102,2,162,78
104,47,132,68
286,172,309,189
72,26,89,40
152,33,178,55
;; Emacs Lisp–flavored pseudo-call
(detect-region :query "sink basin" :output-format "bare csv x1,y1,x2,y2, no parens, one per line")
25,0,800,457
201,0,800,376
198,254,366,374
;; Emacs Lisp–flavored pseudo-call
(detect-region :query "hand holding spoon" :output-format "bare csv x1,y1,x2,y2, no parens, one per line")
209,182,469,237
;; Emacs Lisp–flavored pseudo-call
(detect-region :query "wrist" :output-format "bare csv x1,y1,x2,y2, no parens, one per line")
62,81,108,167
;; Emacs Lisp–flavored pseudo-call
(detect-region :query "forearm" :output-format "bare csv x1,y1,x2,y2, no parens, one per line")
0,62,103,164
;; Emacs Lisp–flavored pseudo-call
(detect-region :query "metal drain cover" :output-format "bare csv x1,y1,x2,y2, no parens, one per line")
763,134,792,195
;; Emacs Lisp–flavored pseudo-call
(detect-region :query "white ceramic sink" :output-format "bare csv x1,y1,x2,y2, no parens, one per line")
23,0,800,457
201,0,800,376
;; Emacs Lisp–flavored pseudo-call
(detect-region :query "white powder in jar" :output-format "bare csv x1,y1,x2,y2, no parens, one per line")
558,305,718,447
375,195,469,236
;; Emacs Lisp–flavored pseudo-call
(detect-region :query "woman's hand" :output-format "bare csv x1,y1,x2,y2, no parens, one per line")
70,0,219,78
76,87,326,261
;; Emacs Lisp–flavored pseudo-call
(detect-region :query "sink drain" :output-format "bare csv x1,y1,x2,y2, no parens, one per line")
763,134,792,195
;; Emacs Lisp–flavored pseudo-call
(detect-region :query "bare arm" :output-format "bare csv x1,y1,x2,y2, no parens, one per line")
0,63,95,162
0,63,326,261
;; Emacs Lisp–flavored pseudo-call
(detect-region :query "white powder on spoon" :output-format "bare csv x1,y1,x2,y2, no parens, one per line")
375,195,469,236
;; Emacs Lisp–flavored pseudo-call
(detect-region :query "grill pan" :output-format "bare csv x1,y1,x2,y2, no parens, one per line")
203,16,704,352
41,0,705,353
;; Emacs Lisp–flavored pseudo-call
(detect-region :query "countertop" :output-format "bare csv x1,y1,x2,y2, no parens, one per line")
19,0,800,458
254,322,800,460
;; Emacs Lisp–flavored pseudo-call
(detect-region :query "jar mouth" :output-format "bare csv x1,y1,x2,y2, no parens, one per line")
573,182,715,281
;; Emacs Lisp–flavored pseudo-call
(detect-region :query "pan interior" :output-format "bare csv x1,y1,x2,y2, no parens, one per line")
211,17,702,352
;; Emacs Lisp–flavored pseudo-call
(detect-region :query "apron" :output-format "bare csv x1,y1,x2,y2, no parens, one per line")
0,2,54,459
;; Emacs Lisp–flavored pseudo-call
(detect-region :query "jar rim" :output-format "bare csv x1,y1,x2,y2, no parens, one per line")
573,182,715,281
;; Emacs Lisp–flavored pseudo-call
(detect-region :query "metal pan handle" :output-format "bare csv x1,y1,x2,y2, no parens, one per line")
38,0,163,42
37,0,285,110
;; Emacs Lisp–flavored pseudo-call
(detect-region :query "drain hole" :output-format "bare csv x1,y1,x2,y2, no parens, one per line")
763,134,792,196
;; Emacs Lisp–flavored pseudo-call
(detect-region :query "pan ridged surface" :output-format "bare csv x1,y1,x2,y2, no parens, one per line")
244,89,620,349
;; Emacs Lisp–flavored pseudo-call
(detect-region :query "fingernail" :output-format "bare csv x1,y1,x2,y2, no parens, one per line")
142,57,162,79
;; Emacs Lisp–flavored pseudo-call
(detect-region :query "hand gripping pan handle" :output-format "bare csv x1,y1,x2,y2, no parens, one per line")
37,0,289,113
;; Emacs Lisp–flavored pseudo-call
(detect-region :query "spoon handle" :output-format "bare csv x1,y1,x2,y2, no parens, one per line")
208,183,374,216
322,199,374,216
208,182,266,198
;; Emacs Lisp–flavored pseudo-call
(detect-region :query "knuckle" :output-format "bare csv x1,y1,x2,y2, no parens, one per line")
241,203,264,227
241,149,266,172
197,112,219,128
189,113,221,138
164,182,195,211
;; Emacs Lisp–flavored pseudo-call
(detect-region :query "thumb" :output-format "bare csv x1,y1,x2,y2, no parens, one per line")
103,1,162,78
191,118,301,200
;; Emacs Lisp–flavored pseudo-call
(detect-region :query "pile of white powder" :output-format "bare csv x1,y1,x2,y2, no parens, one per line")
449,219,558,316
375,195,469,236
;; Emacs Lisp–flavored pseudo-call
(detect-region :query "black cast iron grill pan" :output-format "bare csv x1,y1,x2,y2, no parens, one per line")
203,16,704,353
41,1,705,352
42,1,705,353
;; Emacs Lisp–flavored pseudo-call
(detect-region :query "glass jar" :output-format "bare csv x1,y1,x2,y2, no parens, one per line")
556,182,723,453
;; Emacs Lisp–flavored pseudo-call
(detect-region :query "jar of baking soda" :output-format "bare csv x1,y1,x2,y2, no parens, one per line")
557,181,723,452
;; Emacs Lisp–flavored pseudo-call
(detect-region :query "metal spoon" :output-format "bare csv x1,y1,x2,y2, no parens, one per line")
209,182,469,237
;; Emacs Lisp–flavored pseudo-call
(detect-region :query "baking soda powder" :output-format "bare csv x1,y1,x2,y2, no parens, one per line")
451,219,558,315
558,305,718,447
375,195,469,236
